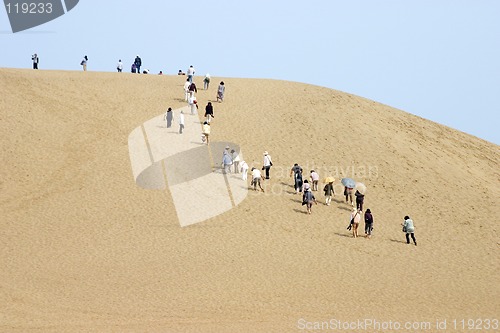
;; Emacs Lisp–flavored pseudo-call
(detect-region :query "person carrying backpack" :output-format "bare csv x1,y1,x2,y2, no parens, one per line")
302,188,317,214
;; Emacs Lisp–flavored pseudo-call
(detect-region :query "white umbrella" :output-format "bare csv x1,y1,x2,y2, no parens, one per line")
355,182,367,195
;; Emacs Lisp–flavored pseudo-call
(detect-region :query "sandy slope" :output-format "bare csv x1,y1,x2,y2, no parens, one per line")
0,68,499,332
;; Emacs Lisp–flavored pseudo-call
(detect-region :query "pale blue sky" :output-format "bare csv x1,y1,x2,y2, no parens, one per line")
1,0,499,144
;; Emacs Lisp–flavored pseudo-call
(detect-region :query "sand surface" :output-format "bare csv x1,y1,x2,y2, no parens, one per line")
0,68,499,332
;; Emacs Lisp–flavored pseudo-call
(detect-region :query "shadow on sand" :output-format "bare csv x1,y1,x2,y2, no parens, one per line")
293,208,309,215
389,239,407,244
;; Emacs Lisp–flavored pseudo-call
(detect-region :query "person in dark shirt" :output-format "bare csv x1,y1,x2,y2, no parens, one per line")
364,208,373,238
355,190,365,211
290,163,303,194
204,102,214,124
134,55,142,74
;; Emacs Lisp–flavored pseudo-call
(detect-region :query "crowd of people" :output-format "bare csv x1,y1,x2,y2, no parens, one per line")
167,67,416,245
30,54,416,245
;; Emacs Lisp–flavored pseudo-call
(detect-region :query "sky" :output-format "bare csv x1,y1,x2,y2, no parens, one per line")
1,0,499,144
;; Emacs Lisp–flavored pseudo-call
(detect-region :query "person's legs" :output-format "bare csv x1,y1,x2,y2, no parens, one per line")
411,233,417,245
179,124,184,134
265,166,270,179
405,233,410,244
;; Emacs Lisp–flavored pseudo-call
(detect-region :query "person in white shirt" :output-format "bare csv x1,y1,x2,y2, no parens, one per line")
187,65,195,83
188,96,198,115
262,151,273,179
202,121,210,145
231,149,241,173
251,167,264,192
240,160,249,180
81,55,88,71
183,79,191,101
32,53,39,69
117,59,123,72
178,110,185,134
310,170,320,191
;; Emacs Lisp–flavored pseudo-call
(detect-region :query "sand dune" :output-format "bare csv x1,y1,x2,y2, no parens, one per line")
0,68,499,332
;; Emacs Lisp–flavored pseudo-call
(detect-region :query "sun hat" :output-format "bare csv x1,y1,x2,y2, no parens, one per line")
263,151,268,155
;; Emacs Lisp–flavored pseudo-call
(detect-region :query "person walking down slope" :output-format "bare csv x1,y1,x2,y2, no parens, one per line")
402,215,417,246
32,53,39,69
81,55,88,71
216,81,225,102
134,55,142,74
178,110,185,134
204,102,214,124
164,107,173,128
323,181,334,206
364,208,374,238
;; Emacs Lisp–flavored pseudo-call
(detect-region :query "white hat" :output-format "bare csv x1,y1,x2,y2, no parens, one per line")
263,151,268,155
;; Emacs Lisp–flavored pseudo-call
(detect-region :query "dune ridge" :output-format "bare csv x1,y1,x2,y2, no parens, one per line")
0,68,499,332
